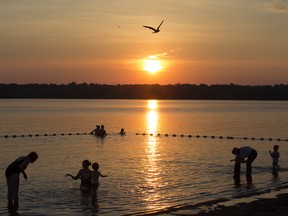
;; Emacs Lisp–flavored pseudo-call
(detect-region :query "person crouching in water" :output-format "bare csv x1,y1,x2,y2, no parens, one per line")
5,151,38,212
232,146,257,185
91,162,107,206
66,160,92,193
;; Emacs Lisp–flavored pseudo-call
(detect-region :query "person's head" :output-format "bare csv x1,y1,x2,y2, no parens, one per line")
92,162,99,171
274,145,279,151
96,125,100,129
232,147,240,155
82,160,91,168
27,151,38,163
101,125,104,129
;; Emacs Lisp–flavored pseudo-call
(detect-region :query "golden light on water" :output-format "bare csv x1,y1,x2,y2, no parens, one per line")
142,100,168,209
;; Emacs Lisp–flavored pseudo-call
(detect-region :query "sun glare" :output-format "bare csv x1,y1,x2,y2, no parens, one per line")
143,56,163,73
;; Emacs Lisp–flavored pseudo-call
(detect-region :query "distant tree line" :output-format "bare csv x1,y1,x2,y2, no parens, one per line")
0,83,288,100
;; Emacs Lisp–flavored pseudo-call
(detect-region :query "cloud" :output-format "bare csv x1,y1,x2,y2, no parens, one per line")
267,0,288,12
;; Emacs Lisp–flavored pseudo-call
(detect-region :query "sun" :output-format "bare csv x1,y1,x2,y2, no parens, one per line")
143,56,163,73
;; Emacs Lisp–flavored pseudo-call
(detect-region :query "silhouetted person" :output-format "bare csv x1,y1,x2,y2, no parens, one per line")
5,151,38,213
231,146,257,185
90,125,101,136
119,128,126,135
65,160,92,193
269,145,280,169
98,125,107,138
91,162,107,206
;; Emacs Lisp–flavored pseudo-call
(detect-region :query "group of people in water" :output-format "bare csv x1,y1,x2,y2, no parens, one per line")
5,143,280,213
90,124,126,137
231,144,280,186
90,124,107,138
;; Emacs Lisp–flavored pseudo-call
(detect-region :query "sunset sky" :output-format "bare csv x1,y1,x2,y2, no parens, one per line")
1,0,288,85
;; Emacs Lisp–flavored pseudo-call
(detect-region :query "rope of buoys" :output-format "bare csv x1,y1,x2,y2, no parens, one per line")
1,132,288,142
135,133,288,142
1,133,89,139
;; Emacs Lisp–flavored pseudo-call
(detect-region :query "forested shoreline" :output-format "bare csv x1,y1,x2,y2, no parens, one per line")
1,83,288,100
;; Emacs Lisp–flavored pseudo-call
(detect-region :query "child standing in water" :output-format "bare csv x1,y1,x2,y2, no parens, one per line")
269,145,280,169
65,160,92,193
91,162,107,205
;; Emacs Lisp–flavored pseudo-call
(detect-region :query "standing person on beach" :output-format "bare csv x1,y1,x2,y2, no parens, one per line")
269,145,280,169
65,160,92,193
231,146,257,185
5,151,38,212
91,162,107,205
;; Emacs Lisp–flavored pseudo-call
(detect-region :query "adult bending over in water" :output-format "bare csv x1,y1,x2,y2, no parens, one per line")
66,160,92,192
232,146,257,185
5,151,38,213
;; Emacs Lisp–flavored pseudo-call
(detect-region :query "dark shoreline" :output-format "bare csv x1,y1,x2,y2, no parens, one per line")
194,193,288,216
1,83,288,100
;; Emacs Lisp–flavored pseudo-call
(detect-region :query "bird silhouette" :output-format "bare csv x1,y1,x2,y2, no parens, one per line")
143,20,164,33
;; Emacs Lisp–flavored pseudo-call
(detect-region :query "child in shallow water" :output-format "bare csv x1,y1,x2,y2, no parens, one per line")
269,145,280,169
91,162,107,205
65,160,92,193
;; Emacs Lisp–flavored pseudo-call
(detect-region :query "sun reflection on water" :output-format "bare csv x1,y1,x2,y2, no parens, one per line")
142,100,168,210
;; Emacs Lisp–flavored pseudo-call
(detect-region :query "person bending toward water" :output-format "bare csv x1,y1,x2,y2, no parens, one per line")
5,151,38,212
65,160,92,193
231,146,257,185
269,145,280,169
91,162,107,205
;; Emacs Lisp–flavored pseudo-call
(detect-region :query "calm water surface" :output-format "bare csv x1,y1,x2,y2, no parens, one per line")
0,99,288,215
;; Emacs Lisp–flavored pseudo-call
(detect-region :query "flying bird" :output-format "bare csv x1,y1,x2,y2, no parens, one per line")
143,20,164,33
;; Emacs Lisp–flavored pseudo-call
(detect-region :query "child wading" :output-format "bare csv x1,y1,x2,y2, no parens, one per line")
269,145,280,169
91,162,107,205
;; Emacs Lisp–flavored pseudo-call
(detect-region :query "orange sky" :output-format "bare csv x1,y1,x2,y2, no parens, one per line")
0,0,288,85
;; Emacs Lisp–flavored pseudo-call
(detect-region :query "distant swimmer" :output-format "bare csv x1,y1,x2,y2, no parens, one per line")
98,124,107,138
90,125,101,136
119,128,126,135
143,20,164,33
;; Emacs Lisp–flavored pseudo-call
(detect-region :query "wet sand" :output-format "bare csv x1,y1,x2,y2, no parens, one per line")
194,193,288,216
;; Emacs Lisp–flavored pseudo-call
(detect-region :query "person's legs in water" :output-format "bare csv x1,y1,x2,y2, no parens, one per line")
233,163,241,185
6,173,20,212
246,150,257,184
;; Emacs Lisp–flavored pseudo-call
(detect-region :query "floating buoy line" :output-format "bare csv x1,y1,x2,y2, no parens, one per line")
135,133,288,142
1,133,88,139
1,132,288,142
